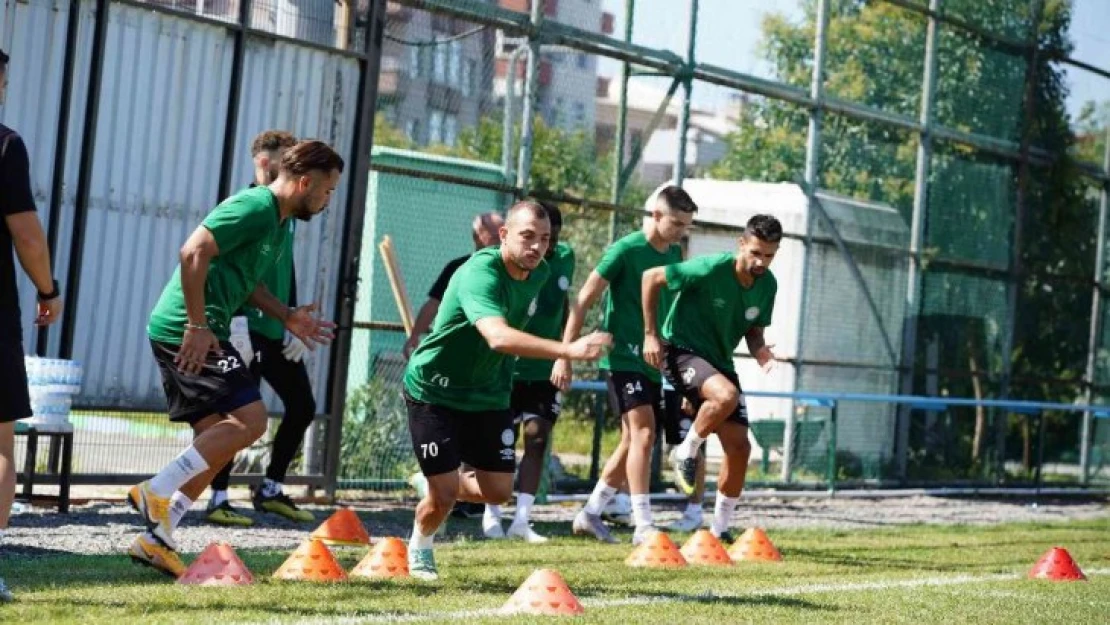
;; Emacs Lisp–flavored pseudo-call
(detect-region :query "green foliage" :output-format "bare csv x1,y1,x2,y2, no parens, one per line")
340,378,416,484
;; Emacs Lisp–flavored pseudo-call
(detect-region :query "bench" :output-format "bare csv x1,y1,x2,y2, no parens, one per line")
14,421,74,513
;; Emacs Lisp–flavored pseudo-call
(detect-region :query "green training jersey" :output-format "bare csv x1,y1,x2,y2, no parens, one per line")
242,219,295,340
404,247,551,411
148,186,286,344
514,242,576,382
596,230,682,381
661,252,777,374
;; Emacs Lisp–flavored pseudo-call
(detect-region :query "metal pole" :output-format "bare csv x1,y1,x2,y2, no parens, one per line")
1082,125,1110,485
322,0,388,499
58,0,111,359
608,0,634,244
827,401,839,494
996,0,1043,480
515,0,543,192
501,45,529,183
785,0,829,482
36,0,84,356
672,0,697,185
216,0,253,202
896,0,941,481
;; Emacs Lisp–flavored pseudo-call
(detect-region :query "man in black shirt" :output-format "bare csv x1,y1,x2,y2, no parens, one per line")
0,47,63,602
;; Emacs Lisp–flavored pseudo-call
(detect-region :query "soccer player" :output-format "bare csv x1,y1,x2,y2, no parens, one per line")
552,186,697,546
482,203,574,543
129,140,343,577
0,46,63,602
642,214,782,543
403,200,610,580
204,129,319,526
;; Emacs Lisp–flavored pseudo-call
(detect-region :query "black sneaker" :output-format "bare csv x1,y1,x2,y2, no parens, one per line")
450,501,484,519
717,530,736,545
673,454,698,496
253,487,314,523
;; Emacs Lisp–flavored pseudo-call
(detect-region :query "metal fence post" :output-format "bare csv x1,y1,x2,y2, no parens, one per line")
589,390,606,483
58,0,111,360
608,0,634,244
827,400,839,494
1082,126,1110,485
323,0,388,498
672,0,697,186
786,0,830,482
216,0,253,203
896,0,941,481
516,0,544,192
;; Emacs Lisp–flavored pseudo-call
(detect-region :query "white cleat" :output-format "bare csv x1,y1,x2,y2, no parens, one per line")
572,509,617,544
483,517,505,539
506,520,549,543
666,507,704,533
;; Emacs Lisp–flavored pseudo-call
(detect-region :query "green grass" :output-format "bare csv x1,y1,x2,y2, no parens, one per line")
551,416,622,460
3,517,1110,623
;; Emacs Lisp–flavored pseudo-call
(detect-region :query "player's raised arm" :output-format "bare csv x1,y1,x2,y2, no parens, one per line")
476,316,610,361
551,269,610,390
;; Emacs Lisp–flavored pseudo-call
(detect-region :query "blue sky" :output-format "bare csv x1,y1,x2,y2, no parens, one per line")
599,0,1109,121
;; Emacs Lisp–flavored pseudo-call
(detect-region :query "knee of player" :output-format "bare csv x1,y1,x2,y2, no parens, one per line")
630,424,655,447
721,430,752,456
427,484,459,510
485,481,514,504
709,387,740,414
233,406,269,441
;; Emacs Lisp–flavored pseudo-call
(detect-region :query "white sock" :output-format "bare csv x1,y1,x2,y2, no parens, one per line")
261,478,283,498
409,519,435,551
684,502,703,518
170,492,194,530
631,494,652,529
711,492,739,537
209,489,228,508
583,482,617,516
149,446,209,498
484,504,502,524
513,493,535,525
676,430,706,461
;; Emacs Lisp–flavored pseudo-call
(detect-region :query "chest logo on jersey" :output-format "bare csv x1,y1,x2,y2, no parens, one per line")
501,428,516,446
557,275,570,291
744,306,760,321
261,243,272,256
528,298,538,316
713,297,726,309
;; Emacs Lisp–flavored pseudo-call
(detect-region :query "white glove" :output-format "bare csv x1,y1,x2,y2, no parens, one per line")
228,316,254,367
282,332,309,363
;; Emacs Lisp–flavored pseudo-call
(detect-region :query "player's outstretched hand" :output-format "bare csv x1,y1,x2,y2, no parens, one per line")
755,344,778,374
550,358,573,392
178,326,221,375
285,303,337,349
643,334,663,369
565,331,612,361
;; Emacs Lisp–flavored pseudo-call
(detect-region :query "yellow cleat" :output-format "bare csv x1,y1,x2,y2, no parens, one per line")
205,502,254,527
129,533,186,579
128,481,177,550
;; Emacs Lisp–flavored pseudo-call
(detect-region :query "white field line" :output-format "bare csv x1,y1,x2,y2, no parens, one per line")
241,567,1110,625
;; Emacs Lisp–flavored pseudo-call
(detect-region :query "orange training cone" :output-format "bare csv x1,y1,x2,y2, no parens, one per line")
350,537,410,579
178,542,254,586
311,507,371,546
728,528,783,563
1028,547,1087,581
680,529,733,566
273,539,349,582
625,530,688,568
500,569,585,616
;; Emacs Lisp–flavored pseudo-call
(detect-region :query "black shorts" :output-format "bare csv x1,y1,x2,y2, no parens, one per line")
510,380,562,425
0,338,32,423
657,388,693,445
603,370,662,417
150,339,262,425
662,343,749,427
405,390,516,477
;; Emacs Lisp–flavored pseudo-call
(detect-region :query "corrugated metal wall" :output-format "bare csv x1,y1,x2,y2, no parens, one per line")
2,0,361,410
1,0,94,351
230,39,361,406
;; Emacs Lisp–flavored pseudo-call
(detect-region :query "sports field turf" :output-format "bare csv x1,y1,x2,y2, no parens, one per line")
2,517,1108,624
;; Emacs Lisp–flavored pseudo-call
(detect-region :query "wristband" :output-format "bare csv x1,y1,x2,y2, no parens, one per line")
37,279,60,301
184,322,210,332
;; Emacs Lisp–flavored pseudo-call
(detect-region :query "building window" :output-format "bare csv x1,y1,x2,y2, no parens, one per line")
433,34,448,84
406,119,420,143
409,46,421,77
429,110,444,144
573,101,586,125
462,60,473,97
444,115,458,146
449,40,462,87
577,53,589,70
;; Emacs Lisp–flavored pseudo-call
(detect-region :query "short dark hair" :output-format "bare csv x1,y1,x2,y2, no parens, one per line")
656,185,698,214
0,48,9,70
506,199,548,224
744,214,783,243
536,200,562,227
279,140,345,176
251,130,297,157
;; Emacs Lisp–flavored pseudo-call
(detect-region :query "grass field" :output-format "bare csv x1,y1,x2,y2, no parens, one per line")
3,516,1109,624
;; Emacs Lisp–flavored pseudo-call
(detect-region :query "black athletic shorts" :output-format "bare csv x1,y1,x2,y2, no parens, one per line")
603,369,662,417
0,337,32,423
657,387,692,445
150,339,262,425
405,390,516,477
510,380,562,425
662,343,749,427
